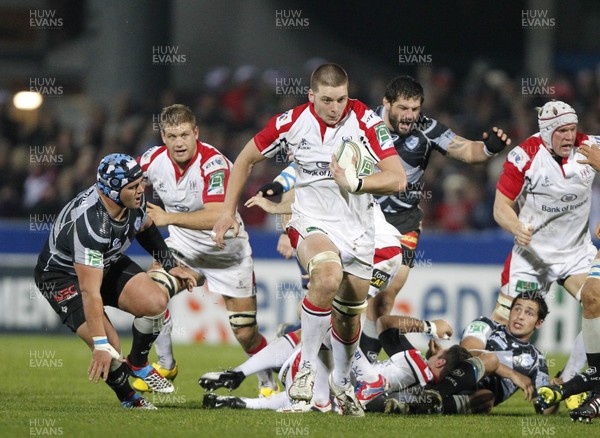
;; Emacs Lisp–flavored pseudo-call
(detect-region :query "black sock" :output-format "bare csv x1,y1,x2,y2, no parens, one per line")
562,353,600,396
359,332,382,363
106,363,135,402
128,323,158,367
441,396,458,414
426,361,477,397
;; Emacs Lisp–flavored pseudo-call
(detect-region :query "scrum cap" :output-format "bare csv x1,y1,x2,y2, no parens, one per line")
537,100,577,147
97,153,143,206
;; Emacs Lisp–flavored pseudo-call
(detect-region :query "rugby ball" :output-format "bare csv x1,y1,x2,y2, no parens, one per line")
334,139,374,177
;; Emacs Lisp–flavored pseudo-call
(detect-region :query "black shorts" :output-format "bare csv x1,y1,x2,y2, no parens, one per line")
383,208,423,268
34,256,143,333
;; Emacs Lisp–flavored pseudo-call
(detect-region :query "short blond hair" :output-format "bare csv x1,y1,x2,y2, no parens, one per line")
310,63,348,92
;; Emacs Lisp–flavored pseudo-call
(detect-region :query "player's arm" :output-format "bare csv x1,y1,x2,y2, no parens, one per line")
331,154,406,195
446,127,510,164
460,318,493,351
74,262,115,382
493,189,532,246
494,363,534,401
147,201,224,229
212,138,266,247
376,315,452,340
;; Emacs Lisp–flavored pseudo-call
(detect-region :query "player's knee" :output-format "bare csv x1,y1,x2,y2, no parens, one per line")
332,296,367,319
581,281,600,311
228,311,258,345
307,251,342,296
146,290,169,316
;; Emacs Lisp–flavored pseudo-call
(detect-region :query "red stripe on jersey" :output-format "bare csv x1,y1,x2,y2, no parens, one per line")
496,135,540,200
253,104,308,153
139,146,167,172
351,99,398,162
374,246,402,264
287,331,300,347
407,349,434,384
501,252,512,288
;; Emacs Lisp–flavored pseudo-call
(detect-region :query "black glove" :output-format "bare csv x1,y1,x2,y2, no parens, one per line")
483,129,508,155
256,181,284,197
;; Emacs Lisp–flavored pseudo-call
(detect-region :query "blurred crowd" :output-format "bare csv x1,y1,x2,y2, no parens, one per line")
2,60,600,233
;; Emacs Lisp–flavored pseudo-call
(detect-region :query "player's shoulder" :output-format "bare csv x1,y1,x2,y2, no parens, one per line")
198,141,230,173
462,316,496,337
273,102,311,131
350,99,383,128
139,145,168,170
516,135,545,158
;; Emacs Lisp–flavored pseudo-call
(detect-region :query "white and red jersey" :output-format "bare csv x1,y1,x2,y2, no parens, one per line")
372,349,436,392
254,100,397,240
139,141,251,260
497,133,596,264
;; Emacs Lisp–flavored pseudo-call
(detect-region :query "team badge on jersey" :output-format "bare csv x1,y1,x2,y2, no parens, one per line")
207,170,225,195
374,122,393,150
405,135,419,150
507,147,530,172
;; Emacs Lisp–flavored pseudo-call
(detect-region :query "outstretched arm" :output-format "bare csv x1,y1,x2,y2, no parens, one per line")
447,127,511,163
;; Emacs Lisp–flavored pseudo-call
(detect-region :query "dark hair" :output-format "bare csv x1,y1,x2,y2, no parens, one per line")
310,63,348,91
160,104,196,132
440,345,472,379
511,291,549,321
384,75,424,104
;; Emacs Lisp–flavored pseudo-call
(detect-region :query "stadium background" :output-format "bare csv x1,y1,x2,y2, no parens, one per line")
1,0,599,355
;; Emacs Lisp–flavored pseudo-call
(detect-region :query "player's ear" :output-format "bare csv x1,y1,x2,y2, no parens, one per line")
535,319,544,330
193,125,199,139
383,97,390,109
308,89,315,103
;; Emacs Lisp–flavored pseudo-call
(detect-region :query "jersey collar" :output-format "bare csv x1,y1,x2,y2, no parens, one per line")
309,100,353,140
167,141,201,183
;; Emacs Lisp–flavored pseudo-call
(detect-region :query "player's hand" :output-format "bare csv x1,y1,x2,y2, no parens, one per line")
425,338,443,359
211,212,239,249
330,154,360,193
577,140,600,172
432,319,453,340
594,222,600,240
257,181,284,197
169,266,198,292
245,193,279,214
146,202,170,227
88,349,113,383
513,373,534,401
513,222,533,247
277,233,294,259
483,127,511,155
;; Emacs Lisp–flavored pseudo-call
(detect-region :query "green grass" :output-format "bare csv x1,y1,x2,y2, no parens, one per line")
0,335,595,437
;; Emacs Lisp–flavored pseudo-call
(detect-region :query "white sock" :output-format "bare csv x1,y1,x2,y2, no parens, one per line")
313,355,332,406
351,347,379,383
299,297,331,370
561,331,587,381
238,333,299,376
583,316,600,354
362,317,378,339
154,311,175,370
331,323,361,388
242,392,289,410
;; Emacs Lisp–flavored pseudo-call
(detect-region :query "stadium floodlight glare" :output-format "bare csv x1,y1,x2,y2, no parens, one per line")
13,91,43,110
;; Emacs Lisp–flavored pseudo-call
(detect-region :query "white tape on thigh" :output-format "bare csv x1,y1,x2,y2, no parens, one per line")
148,268,180,298
306,251,341,276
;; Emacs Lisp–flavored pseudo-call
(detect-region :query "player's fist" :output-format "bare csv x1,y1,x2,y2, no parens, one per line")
483,127,511,155
256,181,284,197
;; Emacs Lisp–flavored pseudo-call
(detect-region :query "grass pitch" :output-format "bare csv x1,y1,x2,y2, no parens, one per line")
1,334,595,437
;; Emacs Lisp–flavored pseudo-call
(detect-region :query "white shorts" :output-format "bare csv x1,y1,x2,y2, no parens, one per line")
288,216,375,280
166,237,255,298
501,243,597,297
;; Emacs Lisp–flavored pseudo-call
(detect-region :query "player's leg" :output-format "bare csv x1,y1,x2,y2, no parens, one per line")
288,231,342,403
328,272,370,416
559,273,589,382
112,258,173,394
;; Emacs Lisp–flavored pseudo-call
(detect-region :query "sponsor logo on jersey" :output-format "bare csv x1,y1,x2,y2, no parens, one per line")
513,353,534,370
561,193,577,202
276,110,293,130
400,231,419,250
204,155,228,172
207,170,225,195
315,162,329,169
174,204,190,212
507,146,529,171
84,248,103,268
374,123,393,150
362,109,380,129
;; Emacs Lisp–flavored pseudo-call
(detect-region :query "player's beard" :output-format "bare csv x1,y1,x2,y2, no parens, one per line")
389,113,412,136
